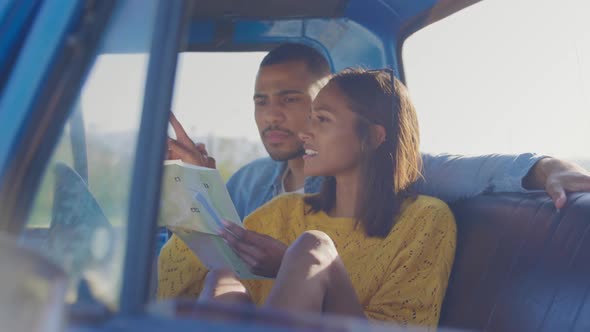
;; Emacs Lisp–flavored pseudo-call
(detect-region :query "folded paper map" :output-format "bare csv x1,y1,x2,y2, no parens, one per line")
158,160,265,279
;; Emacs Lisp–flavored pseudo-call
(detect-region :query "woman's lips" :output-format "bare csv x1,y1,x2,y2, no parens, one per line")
303,148,318,160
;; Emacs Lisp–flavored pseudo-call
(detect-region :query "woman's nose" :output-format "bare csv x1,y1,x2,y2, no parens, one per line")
297,126,313,142
298,130,311,142
298,114,314,141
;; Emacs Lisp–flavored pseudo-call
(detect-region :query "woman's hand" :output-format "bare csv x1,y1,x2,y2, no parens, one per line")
220,222,287,278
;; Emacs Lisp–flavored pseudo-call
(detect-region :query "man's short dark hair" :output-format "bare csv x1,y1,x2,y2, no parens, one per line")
260,43,331,78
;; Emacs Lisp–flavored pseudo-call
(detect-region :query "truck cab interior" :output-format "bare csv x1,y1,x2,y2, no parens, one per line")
0,0,589,331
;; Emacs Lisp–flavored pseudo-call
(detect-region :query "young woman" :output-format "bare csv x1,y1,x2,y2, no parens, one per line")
158,69,456,328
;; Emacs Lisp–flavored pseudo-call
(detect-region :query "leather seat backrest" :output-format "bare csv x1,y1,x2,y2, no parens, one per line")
440,192,590,332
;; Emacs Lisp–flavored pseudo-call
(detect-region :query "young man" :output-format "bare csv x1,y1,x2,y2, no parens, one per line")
168,43,590,221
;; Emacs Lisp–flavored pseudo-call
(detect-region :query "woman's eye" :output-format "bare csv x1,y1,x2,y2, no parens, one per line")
309,112,329,124
284,96,299,103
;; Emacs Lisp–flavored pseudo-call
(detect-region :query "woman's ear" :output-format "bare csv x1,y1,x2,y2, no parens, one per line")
370,124,387,149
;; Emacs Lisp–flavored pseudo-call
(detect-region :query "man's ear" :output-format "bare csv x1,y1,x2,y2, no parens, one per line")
370,124,387,149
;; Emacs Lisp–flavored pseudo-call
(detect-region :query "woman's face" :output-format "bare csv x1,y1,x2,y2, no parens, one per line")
298,82,364,177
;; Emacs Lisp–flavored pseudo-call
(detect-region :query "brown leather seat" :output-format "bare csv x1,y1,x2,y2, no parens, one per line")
441,192,590,331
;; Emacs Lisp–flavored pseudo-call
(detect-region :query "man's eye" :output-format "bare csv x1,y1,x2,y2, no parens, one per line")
317,115,328,123
284,96,299,103
254,99,267,106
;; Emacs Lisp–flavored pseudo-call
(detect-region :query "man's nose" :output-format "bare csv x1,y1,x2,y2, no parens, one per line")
264,101,286,124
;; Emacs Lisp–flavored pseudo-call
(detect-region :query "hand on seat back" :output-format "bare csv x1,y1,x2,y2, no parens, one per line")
167,112,216,168
523,157,590,209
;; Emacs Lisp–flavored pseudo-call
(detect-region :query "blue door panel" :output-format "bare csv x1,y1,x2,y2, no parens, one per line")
0,0,42,82
0,0,83,177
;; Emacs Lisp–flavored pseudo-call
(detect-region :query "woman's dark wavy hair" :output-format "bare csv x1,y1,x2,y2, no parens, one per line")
304,69,422,238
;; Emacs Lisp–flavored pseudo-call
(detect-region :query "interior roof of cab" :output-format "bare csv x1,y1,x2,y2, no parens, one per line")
187,0,482,29
183,0,482,61
190,0,348,19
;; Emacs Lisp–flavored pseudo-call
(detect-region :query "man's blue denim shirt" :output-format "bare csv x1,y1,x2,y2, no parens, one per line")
226,153,543,220
226,158,322,219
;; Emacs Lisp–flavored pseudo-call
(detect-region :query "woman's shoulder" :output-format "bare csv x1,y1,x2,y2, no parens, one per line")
243,193,309,228
264,193,309,211
405,195,451,212
399,195,455,228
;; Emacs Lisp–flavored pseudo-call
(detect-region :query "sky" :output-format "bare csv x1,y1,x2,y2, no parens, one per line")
170,52,266,143
80,52,266,146
80,0,589,161
403,0,590,160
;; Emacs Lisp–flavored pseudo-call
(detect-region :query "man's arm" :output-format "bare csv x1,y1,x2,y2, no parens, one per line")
415,153,590,208
414,152,541,202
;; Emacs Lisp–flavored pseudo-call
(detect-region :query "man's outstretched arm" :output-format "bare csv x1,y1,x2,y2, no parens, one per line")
415,153,590,208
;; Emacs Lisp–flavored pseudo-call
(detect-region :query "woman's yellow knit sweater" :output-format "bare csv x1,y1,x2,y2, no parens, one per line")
158,194,456,327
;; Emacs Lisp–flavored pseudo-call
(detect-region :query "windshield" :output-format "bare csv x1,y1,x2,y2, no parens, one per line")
21,0,159,310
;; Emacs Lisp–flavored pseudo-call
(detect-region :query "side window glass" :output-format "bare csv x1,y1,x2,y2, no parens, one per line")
170,52,268,180
403,0,590,169
22,0,159,310
149,52,268,298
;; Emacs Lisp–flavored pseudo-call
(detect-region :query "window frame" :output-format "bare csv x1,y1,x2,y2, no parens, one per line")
119,0,191,315
0,0,192,317
396,0,482,84
0,0,43,91
0,0,116,234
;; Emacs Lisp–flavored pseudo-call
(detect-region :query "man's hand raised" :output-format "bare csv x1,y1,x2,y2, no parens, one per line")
167,112,216,168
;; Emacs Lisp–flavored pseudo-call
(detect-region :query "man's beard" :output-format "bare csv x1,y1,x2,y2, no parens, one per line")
267,145,305,161
260,125,305,161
